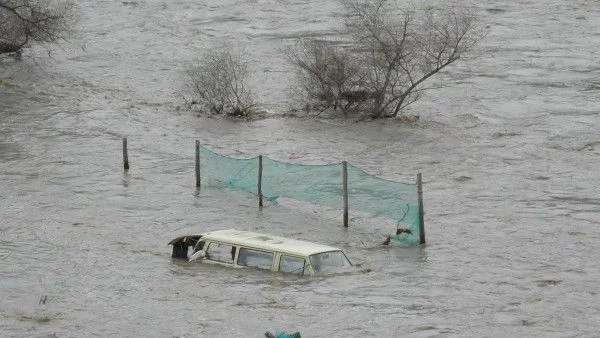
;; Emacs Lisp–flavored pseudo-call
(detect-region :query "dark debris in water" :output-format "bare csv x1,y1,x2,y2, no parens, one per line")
535,279,561,287
454,175,473,182
519,319,537,326
265,331,301,338
492,131,522,138
577,141,600,152
486,7,507,14
18,312,55,324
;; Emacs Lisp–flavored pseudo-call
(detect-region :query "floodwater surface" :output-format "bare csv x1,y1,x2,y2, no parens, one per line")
1,0,599,337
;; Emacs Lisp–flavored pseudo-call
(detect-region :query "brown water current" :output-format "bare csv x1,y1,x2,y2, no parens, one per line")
1,0,600,337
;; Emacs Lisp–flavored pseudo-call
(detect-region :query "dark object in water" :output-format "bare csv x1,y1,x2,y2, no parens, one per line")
382,228,413,245
396,228,412,235
169,235,203,258
265,332,301,338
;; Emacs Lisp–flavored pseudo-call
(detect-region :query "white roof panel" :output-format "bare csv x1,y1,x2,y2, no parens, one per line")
202,229,342,256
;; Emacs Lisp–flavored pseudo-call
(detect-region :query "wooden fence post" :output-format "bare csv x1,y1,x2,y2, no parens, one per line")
258,155,263,207
343,161,348,228
195,140,200,188
122,137,129,170
417,173,425,244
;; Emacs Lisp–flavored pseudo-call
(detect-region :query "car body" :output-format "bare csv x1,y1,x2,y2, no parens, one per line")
169,229,353,276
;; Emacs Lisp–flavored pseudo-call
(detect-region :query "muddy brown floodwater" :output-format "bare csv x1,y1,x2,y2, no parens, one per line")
1,0,600,337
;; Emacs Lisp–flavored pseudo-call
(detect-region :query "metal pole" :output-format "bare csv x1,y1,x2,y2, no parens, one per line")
417,172,425,244
343,161,348,228
258,155,263,207
195,140,200,188
122,137,129,171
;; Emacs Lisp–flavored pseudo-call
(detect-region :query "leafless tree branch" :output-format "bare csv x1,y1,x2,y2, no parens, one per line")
0,0,75,55
287,0,486,118
183,42,255,117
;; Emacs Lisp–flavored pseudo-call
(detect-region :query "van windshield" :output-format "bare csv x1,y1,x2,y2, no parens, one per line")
309,251,353,275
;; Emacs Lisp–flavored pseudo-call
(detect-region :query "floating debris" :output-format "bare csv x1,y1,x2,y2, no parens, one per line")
535,279,561,287
265,332,301,338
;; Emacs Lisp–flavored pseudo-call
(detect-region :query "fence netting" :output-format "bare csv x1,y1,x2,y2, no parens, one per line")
199,145,421,246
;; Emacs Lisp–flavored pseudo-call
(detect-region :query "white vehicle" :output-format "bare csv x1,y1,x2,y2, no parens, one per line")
169,229,353,276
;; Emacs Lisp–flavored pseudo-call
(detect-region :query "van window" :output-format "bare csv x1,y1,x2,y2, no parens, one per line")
309,250,352,275
237,248,273,270
279,255,307,276
206,243,235,264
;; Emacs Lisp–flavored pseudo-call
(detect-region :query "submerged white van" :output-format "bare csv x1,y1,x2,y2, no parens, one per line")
169,229,353,276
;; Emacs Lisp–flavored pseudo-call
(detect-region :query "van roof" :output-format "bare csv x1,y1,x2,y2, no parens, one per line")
201,229,342,257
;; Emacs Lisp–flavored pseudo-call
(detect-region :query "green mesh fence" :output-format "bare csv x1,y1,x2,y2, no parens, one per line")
199,145,422,246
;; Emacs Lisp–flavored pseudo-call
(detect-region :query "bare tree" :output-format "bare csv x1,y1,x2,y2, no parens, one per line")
288,0,485,118
0,0,75,55
184,43,255,117
350,0,485,117
286,40,369,116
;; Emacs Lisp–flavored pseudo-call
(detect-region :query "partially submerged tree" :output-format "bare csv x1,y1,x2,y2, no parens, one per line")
184,43,255,117
0,0,75,55
286,40,369,116
288,0,485,118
